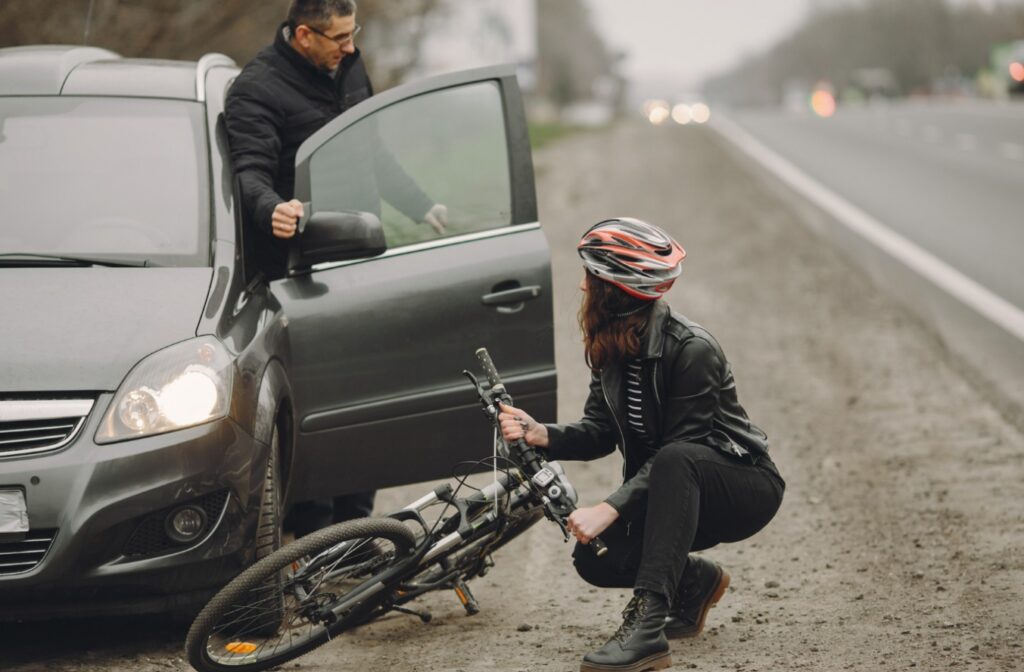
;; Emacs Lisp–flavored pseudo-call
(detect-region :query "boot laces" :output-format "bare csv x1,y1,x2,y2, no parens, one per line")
611,594,645,645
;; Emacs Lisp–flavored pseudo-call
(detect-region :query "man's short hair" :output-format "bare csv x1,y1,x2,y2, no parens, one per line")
287,0,357,30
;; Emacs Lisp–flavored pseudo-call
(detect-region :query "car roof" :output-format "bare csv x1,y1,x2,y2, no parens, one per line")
0,45,236,100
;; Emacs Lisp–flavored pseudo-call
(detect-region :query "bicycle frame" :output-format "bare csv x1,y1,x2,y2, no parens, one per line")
308,347,606,626
186,347,613,672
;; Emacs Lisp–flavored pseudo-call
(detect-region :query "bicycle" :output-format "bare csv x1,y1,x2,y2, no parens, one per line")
185,348,607,672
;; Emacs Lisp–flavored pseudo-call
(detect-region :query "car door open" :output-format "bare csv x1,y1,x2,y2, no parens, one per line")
276,65,557,499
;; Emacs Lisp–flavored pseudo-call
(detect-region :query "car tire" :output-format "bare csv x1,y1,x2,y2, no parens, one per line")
240,423,286,637
255,424,282,561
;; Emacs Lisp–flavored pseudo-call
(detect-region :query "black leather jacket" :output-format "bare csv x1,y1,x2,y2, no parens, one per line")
544,301,778,518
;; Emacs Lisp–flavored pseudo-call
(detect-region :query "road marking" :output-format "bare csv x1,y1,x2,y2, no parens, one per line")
1001,142,1024,161
711,114,1024,342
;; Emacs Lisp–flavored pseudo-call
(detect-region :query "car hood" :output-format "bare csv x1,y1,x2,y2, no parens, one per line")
0,268,213,392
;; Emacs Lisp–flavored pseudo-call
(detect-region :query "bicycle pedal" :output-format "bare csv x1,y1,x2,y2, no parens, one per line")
454,579,480,615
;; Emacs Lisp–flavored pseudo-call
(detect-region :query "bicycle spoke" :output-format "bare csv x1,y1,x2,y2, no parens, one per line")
191,523,414,670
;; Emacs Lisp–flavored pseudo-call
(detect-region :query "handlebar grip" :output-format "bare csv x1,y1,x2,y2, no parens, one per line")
475,347,502,388
590,536,609,557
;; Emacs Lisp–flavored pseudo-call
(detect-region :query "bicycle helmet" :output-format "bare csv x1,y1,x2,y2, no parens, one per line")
577,217,686,300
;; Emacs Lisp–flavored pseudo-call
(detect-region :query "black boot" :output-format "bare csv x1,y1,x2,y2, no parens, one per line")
580,590,672,672
664,555,730,639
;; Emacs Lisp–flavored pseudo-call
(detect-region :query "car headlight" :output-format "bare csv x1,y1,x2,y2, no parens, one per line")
96,336,235,443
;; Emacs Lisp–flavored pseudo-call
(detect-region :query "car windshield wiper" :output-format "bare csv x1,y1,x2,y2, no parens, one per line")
0,253,155,268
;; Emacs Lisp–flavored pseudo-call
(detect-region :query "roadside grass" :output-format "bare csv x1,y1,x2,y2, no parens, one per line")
528,122,589,150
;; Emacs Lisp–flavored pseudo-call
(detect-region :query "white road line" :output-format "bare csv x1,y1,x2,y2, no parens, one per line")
1001,142,1024,161
711,114,1024,342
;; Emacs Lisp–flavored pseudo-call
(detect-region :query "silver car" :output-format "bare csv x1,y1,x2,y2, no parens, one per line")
0,46,556,619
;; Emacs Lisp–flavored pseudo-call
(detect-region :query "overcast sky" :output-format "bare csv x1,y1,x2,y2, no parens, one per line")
585,0,811,91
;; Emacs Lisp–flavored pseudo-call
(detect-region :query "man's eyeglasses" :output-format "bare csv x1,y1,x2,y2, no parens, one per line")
305,23,361,47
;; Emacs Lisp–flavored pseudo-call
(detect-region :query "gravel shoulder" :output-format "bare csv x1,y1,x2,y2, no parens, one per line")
4,122,1022,672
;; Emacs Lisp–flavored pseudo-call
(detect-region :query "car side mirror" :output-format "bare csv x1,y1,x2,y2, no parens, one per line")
289,210,386,271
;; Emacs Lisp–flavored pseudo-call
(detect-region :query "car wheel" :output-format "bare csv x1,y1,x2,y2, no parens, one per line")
255,424,282,561
240,423,286,637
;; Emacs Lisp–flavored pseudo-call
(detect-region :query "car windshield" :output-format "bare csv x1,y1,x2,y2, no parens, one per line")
0,97,210,267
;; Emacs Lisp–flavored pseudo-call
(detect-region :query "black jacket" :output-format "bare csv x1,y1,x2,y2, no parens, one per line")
225,24,432,278
544,301,778,519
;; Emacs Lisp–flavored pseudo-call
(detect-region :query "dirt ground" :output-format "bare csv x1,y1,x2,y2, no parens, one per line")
4,122,1023,672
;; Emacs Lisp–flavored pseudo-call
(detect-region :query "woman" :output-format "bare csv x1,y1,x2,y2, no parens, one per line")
499,218,785,672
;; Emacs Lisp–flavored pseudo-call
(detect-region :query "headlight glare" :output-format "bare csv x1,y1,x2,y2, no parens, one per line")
160,367,220,426
97,336,234,443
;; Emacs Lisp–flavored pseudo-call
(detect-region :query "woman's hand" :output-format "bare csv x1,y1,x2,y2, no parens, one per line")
497,403,549,448
567,503,619,545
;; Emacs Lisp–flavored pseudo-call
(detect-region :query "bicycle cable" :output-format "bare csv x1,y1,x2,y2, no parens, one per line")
426,453,518,539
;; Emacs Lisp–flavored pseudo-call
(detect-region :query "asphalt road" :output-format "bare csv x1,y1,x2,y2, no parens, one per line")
3,120,1023,672
728,100,1024,310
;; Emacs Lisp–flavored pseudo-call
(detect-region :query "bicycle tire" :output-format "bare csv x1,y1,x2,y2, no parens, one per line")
185,517,416,672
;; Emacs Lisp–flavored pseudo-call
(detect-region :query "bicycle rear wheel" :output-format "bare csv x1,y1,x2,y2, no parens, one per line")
186,517,416,672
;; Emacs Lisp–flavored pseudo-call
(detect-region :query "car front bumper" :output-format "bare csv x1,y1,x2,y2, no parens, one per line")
0,393,269,618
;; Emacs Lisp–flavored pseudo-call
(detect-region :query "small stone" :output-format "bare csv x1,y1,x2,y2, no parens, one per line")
517,623,533,632
912,571,925,579
765,580,780,589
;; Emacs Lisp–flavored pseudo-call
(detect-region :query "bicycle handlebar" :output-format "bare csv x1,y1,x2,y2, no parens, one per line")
474,348,607,558
475,348,502,389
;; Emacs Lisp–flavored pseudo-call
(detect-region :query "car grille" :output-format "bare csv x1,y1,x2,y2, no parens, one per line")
0,399,94,458
0,529,58,576
122,489,231,559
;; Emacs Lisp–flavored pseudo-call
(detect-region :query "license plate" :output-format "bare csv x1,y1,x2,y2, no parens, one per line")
0,489,29,534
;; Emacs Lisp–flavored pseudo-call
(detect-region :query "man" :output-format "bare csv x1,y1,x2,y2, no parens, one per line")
226,0,447,280
224,0,447,535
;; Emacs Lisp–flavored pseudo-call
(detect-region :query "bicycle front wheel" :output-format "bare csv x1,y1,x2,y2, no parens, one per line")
186,517,416,672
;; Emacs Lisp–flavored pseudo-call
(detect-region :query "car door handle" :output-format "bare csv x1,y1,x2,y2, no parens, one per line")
481,285,542,314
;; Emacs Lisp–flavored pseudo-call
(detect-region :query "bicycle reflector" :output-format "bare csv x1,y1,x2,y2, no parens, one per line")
225,642,258,655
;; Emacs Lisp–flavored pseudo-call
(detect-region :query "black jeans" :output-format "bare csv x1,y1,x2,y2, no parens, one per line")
283,491,376,538
572,442,784,601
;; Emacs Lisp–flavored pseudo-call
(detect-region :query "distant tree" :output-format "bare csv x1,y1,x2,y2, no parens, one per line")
534,0,617,109
704,0,1024,105
0,0,447,89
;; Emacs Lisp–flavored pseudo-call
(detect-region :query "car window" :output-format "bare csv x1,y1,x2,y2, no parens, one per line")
308,82,511,248
0,97,210,267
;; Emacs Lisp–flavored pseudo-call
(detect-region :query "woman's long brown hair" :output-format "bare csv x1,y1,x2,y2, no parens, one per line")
579,271,654,371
